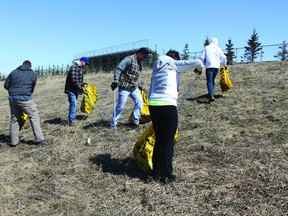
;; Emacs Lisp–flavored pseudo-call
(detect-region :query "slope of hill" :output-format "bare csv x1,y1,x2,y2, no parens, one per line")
0,62,287,215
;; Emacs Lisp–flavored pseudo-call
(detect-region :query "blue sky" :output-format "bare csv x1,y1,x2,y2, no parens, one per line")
1,0,287,75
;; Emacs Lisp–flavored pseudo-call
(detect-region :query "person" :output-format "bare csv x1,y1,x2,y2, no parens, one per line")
110,47,149,131
148,50,204,183
200,37,227,103
64,57,90,126
4,60,49,147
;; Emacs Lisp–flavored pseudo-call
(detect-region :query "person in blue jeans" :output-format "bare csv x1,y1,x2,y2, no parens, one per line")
200,37,227,103
110,47,149,131
64,57,90,126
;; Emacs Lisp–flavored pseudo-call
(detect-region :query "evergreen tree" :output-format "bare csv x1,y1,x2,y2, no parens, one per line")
225,38,236,65
244,29,263,63
204,37,210,47
274,41,288,61
150,51,159,68
181,43,190,60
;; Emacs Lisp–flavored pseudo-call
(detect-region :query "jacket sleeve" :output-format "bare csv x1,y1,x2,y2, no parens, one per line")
113,57,132,83
70,65,83,91
175,59,204,73
4,74,10,90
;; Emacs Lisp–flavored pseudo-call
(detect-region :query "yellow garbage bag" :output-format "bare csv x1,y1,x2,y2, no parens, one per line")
220,66,233,92
20,112,28,130
133,123,179,174
128,89,151,124
80,83,98,114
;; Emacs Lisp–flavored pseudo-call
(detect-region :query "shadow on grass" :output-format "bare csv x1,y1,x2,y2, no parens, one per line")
0,134,10,145
187,94,223,104
89,153,147,181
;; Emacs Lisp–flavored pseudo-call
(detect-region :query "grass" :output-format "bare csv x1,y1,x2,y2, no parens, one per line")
0,61,287,215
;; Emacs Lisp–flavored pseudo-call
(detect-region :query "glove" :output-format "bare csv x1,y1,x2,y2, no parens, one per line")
82,82,88,87
111,82,118,91
138,86,143,91
78,87,85,95
194,68,203,75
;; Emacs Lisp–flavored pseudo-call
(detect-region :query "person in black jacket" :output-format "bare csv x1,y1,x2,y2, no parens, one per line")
64,57,90,126
4,60,49,147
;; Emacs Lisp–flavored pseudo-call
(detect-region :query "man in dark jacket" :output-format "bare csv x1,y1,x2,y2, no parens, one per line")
4,60,49,147
64,57,90,126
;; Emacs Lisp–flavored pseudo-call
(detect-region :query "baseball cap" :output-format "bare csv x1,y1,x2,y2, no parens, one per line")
80,57,90,65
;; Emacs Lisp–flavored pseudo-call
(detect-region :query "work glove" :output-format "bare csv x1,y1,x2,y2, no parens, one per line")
138,86,143,91
78,87,85,95
111,82,118,91
194,68,203,75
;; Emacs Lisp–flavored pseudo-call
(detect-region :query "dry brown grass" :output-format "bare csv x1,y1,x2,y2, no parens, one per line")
0,61,287,215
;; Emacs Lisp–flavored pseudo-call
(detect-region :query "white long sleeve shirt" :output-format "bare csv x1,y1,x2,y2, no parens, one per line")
148,55,204,106
201,37,227,68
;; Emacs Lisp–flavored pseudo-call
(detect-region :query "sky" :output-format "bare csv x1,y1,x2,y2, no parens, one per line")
1,0,287,75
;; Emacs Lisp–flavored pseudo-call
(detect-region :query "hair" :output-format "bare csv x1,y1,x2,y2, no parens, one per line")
137,47,149,55
166,50,180,60
23,60,32,67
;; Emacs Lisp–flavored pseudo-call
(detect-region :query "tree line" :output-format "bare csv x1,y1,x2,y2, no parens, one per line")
181,29,287,65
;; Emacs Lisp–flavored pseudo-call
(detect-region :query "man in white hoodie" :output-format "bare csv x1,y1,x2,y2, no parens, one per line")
200,37,227,103
148,50,204,183
64,57,90,126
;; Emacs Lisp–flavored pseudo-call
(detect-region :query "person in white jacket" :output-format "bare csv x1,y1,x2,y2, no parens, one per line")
200,37,227,103
148,50,204,183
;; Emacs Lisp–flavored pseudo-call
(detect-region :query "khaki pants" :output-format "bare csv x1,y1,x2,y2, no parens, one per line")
9,100,44,145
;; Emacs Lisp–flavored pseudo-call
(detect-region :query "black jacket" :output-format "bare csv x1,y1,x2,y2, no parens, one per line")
4,65,37,96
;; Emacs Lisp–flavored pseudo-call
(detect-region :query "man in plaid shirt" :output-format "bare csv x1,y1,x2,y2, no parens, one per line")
111,47,149,131
65,57,90,126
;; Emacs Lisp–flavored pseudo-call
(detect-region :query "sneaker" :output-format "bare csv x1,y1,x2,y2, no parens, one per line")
8,143,18,147
208,96,215,104
36,140,50,145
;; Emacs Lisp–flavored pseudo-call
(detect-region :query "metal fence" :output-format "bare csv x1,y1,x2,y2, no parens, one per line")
189,43,287,63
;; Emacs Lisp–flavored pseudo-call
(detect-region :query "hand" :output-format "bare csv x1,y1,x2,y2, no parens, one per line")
82,82,88,87
138,86,143,91
111,82,118,91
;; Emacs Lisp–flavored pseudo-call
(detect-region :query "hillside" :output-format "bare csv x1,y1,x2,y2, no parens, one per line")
0,62,287,215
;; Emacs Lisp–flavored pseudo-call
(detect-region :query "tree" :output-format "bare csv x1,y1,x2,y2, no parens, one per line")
181,43,190,60
274,41,288,61
244,29,263,63
204,37,210,47
225,38,236,65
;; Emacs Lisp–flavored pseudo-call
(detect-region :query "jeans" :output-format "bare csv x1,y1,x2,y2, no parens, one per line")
206,68,219,98
9,99,45,145
111,88,143,129
67,91,78,124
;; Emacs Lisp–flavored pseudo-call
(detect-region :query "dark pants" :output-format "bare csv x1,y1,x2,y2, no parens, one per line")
206,67,219,98
149,105,178,179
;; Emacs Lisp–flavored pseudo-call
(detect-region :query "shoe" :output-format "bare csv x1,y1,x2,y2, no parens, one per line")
69,122,75,126
160,175,177,184
8,143,18,147
126,122,139,129
208,96,215,104
36,140,50,145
